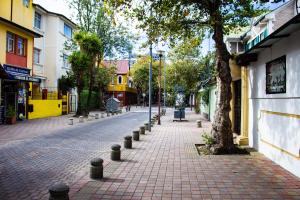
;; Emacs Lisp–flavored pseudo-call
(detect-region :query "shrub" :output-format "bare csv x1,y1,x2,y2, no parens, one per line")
201,132,215,146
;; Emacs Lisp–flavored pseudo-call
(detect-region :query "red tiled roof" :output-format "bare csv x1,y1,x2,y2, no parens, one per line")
102,60,129,74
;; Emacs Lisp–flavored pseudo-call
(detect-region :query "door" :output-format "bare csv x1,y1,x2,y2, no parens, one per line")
69,94,77,113
234,80,241,134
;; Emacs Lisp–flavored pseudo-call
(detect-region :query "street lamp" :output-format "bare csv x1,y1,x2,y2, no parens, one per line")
157,50,164,125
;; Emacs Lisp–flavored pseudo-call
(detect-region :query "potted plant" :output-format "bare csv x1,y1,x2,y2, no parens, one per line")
6,105,16,125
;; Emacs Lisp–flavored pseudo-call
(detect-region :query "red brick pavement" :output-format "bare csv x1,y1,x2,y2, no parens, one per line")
72,111,300,200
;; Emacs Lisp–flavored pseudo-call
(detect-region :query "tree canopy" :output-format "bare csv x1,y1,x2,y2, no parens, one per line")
107,0,268,153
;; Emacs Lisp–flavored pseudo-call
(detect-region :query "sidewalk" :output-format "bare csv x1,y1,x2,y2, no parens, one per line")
71,111,300,200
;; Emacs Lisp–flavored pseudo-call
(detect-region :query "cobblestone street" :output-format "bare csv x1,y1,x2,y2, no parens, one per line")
72,110,300,200
0,110,149,200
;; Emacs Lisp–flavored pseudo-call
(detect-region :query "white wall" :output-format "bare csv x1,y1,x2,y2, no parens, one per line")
248,29,300,178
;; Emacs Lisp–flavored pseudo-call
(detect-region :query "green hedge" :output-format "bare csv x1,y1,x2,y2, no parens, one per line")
80,90,100,110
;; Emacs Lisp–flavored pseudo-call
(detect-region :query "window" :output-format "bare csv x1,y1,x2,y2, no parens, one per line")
34,48,41,64
23,0,29,7
111,77,115,84
6,32,15,53
64,23,72,38
34,12,42,29
17,37,25,56
63,54,69,68
118,75,122,84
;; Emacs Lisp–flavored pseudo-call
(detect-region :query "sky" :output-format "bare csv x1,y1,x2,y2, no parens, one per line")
33,0,290,57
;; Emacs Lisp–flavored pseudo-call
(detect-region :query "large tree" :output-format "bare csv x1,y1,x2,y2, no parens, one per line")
68,51,90,116
107,0,266,153
166,38,203,108
74,31,103,112
69,0,134,110
131,56,159,105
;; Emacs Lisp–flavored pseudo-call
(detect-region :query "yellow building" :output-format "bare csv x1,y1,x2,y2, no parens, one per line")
0,0,47,123
104,60,137,107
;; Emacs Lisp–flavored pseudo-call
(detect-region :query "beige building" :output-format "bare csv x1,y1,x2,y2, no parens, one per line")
32,3,76,96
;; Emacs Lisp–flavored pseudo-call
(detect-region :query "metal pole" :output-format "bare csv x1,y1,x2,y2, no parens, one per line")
163,55,166,109
149,44,153,132
158,54,162,125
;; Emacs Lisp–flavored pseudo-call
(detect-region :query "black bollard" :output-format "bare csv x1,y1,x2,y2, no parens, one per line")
111,144,121,161
90,158,103,179
132,130,140,141
124,136,132,149
49,183,69,200
139,126,145,135
144,123,149,131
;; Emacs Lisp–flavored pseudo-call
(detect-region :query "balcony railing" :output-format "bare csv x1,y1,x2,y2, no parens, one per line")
33,64,44,77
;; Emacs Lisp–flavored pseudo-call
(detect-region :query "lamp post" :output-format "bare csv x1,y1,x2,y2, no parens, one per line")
157,50,164,125
149,45,153,132
163,53,166,112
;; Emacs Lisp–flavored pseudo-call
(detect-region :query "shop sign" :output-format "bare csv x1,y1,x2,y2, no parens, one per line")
3,65,30,76
14,75,40,83
3,64,40,83
266,55,286,94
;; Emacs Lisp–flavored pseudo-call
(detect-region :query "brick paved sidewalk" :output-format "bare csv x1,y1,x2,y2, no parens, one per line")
71,110,300,200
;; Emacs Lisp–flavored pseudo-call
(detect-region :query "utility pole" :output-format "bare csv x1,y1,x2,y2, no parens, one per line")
149,45,153,131
163,54,166,111
157,51,163,125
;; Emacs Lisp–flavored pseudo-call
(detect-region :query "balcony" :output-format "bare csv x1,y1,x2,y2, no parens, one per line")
33,64,44,77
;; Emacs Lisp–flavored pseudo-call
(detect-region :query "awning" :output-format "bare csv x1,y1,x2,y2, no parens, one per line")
0,64,9,79
237,14,300,66
245,14,300,54
1,64,41,83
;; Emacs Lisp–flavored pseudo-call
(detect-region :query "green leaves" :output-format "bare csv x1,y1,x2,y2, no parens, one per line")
68,51,90,74
131,56,159,94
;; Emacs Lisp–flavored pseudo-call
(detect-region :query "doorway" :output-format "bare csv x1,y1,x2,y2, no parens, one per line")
233,80,241,134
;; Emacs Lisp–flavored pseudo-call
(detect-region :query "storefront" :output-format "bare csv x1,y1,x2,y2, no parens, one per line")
0,64,40,122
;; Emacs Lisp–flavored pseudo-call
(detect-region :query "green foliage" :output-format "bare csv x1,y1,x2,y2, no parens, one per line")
68,51,90,79
80,90,100,109
202,133,215,146
200,89,210,106
165,38,204,106
58,72,76,93
75,31,103,58
131,56,159,95
107,0,267,43
6,105,16,118
69,0,134,58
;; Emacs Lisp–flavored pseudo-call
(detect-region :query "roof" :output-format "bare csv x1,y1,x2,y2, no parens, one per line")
33,3,77,27
241,0,293,40
102,60,130,74
245,13,300,54
0,17,42,38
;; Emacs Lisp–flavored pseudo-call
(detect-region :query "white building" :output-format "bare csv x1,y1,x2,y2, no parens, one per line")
32,3,76,96
239,0,300,177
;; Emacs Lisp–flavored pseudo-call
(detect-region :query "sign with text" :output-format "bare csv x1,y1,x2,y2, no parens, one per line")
266,55,286,94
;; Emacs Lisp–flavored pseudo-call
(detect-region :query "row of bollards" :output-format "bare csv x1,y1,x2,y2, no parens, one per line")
68,111,123,126
49,114,161,200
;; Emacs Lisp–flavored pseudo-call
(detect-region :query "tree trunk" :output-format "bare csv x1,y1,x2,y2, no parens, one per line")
86,74,94,113
76,73,84,116
98,85,104,110
211,11,235,153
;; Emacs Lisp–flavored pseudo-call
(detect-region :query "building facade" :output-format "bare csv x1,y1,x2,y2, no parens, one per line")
28,3,77,119
104,60,137,106
0,0,42,123
237,0,300,177
200,0,300,178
